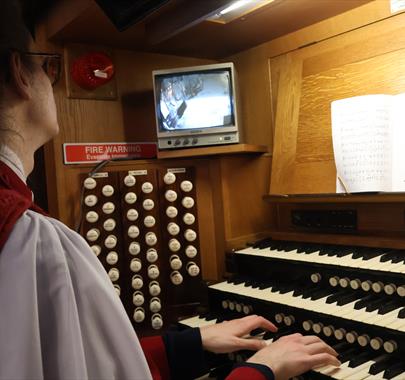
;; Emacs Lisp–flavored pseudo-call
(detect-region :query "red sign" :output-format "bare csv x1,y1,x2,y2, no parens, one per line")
63,142,157,164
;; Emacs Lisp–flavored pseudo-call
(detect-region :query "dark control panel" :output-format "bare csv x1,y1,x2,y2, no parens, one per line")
291,209,357,232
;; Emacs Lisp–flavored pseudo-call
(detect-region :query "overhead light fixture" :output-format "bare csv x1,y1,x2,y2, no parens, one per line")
207,0,275,24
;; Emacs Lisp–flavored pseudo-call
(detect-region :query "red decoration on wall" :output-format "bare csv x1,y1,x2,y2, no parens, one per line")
70,52,115,90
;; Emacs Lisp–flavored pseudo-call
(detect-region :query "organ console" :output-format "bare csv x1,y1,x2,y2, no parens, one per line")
180,238,405,379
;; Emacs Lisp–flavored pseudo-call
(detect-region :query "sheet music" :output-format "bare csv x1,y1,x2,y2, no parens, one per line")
391,93,405,191
331,95,392,193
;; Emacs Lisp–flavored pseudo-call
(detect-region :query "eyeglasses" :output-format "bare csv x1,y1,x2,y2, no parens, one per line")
23,52,62,86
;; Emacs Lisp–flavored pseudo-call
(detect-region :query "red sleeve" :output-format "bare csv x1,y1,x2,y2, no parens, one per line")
226,366,270,380
140,336,171,380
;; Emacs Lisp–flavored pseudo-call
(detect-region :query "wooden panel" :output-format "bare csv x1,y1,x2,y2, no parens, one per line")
270,11,405,195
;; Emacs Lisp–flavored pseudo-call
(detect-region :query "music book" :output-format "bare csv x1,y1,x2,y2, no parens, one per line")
331,93,405,193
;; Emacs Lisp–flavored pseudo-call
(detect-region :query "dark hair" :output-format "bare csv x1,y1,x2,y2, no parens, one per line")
0,1,32,84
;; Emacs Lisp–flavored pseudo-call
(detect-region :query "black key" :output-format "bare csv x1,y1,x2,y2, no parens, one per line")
310,288,332,301
365,296,386,312
318,245,338,256
397,307,405,318
336,292,364,306
332,341,352,353
349,351,380,368
379,250,400,262
354,294,379,310
252,237,273,249
384,362,405,379
338,347,359,364
326,289,351,304
335,247,354,257
263,331,275,340
205,312,218,321
377,300,402,315
369,356,396,375
250,328,265,336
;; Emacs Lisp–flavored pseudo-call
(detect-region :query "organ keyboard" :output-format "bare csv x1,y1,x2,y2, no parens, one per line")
179,238,405,379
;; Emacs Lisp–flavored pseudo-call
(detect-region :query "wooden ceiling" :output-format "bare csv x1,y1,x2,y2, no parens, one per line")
47,0,373,59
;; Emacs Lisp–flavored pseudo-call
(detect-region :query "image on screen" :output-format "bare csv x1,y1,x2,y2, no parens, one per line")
156,69,234,132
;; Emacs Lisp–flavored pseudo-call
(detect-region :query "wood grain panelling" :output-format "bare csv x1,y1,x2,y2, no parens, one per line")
270,11,405,195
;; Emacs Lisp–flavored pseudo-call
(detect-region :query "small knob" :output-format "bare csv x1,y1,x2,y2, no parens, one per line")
274,313,285,324
131,275,143,290
124,192,137,204
143,199,155,211
129,242,141,256
383,340,398,353
322,325,335,337
242,305,253,315
165,190,177,202
334,328,346,341
183,213,195,225
170,271,183,285
130,258,142,273
170,255,182,270
168,238,181,252
104,235,117,249
384,283,397,295
124,174,136,187
132,291,144,306
166,206,178,218
221,300,229,309
284,315,295,326
350,278,362,290
149,281,161,296
357,334,370,347
184,229,197,242
150,297,161,313
151,313,163,330
185,245,198,258
329,276,339,287
181,196,195,209
84,194,98,207
108,268,120,282
302,320,313,332
180,180,193,192
83,177,97,190
86,228,100,242
370,337,383,350
127,208,139,221
141,182,153,194
339,277,350,288
113,284,121,296
163,172,176,185
310,273,322,283
144,216,156,228
167,222,180,236
86,211,99,223
128,225,140,239
145,232,158,246
103,218,116,231
372,281,384,293
146,248,158,263
133,307,145,323
106,251,118,265
235,303,243,313
186,262,200,277
147,265,160,279
90,245,101,256
397,285,405,297
102,184,114,197
102,202,115,214
346,331,358,344
312,322,323,334
361,280,372,292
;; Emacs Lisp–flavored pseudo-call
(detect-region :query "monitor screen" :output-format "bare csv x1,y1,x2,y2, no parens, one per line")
154,66,235,134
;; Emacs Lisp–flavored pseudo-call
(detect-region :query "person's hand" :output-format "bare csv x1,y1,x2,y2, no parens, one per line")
247,333,340,380
199,315,277,354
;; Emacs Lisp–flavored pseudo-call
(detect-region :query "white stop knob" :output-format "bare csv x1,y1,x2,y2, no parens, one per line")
108,268,119,282
146,248,158,263
84,194,98,207
124,175,136,187
339,277,350,288
124,192,137,204
334,328,346,341
102,185,114,197
85,211,99,223
150,298,161,313
170,255,182,270
102,202,115,214
361,280,372,292
167,222,180,235
181,196,194,209
90,245,102,256
310,273,321,283
329,276,339,287
128,225,140,239
372,281,384,293
84,177,97,190
180,180,193,192
185,245,198,258
165,190,177,202
147,265,160,279
104,235,117,249
86,228,100,242
132,291,144,306
166,206,178,218
133,307,145,323
184,229,197,242
131,275,143,290
149,281,161,296
141,182,153,194
170,271,183,285
113,284,121,296
346,331,358,344
145,232,157,246
129,242,141,255
127,208,139,221
350,279,361,290
144,216,156,228
302,320,313,332
151,313,163,330
168,238,181,252
357,334,370,347
183,213,195,225
312,322,323,334
323,325,335,337
103,218,116,231
130,258,142,273
187,262,200,277
143,199,155,211
106,251,118,265
370,337,383,350
163,172,176,184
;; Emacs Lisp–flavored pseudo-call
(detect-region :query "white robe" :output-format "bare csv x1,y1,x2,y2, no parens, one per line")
0,209,152,380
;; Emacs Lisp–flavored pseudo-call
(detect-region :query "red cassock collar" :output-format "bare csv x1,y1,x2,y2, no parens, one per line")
0,161,47,252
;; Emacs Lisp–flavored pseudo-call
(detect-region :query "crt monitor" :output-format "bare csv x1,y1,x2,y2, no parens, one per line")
152,62,241,149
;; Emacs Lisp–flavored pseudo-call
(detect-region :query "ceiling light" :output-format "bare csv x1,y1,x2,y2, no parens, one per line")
207,0,275,24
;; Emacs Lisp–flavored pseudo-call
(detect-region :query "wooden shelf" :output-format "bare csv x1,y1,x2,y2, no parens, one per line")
157,144,269,159
264,192,405,203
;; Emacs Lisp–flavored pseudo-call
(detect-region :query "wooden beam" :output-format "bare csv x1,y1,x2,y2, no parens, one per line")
146,0,231,45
